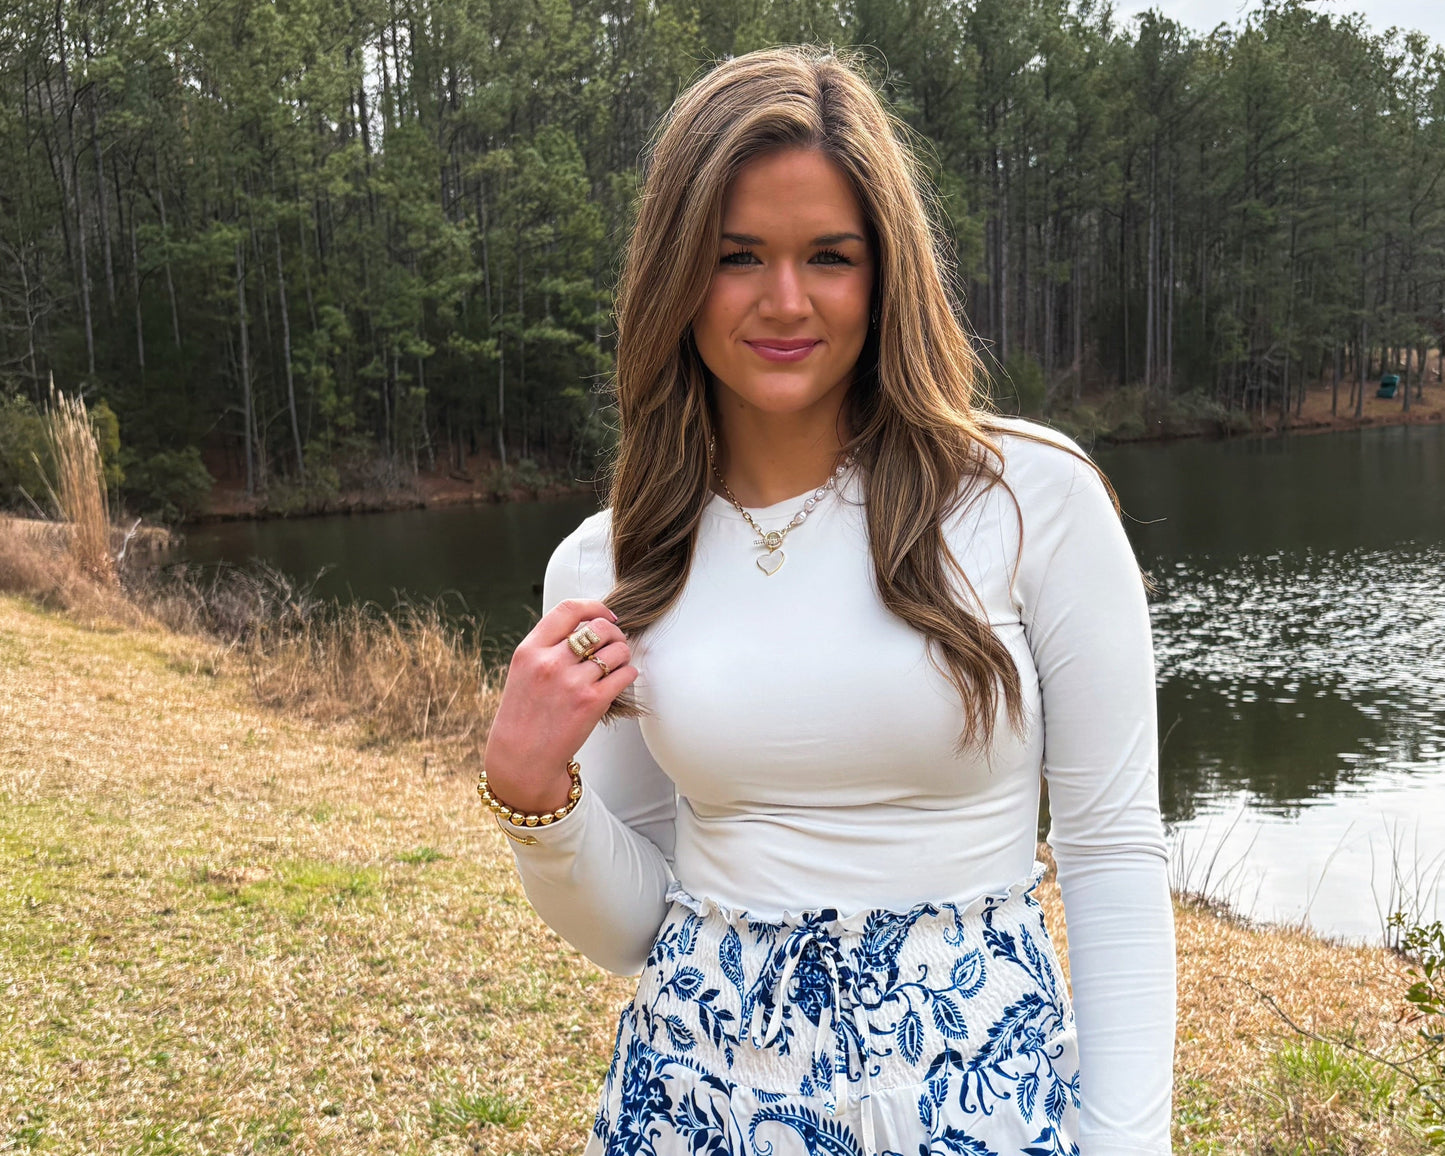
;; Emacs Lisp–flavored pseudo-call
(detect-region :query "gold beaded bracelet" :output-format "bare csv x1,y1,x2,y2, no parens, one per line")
477,760,584,846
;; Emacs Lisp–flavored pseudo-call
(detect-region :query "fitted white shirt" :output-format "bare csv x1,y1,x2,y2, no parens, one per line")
508,415,1176,1154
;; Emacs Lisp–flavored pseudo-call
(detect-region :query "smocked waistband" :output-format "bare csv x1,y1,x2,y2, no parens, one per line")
663,858,1048,935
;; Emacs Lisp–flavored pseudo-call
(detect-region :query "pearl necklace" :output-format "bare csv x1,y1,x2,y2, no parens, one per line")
708,436,855,577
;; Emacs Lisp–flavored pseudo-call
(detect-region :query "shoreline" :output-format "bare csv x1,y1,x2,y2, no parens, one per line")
186,474,600,527
0,591,1432,1153
187,384,1445,527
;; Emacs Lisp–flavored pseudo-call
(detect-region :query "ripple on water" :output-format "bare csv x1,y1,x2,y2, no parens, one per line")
1144,544,1445,942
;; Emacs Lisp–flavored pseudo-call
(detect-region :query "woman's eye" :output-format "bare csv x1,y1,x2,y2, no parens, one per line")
813,248,851,265
720,249,758,265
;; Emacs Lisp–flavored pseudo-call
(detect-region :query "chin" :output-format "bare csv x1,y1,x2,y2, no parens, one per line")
722,370,853,414
737,389,838,415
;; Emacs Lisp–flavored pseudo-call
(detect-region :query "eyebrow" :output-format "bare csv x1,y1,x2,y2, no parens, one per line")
721,231,867,247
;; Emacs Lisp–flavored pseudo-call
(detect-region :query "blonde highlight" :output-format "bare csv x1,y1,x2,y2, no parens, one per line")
599,45,1142,757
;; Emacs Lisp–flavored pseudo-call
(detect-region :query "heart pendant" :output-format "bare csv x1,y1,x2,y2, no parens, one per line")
756,550,785,576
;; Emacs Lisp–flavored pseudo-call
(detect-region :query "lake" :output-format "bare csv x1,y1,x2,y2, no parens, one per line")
181,422,1445,945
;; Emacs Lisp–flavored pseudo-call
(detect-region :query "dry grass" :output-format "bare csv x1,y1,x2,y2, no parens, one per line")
0,516,135,625
40,387,114,585
1034,860,1430,1155
241,596,505,750
0,596,1434,1153
1,512,503,754
134,563,507,751
0,594,625,1155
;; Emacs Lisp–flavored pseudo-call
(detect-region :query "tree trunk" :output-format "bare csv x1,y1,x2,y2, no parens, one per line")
1071,228,1082,402
493,260,505,470
235,241,255,497
1331,344,1340,417
129,194,144,375
1166,165,1176,393
1355,322,1367,420
274,213,304,478
54,12,96,376
84,40,116,311
999,156,1009,365
1401,341,1411,413
154,171,181,349
1146,142,1157,390
517,240,526,455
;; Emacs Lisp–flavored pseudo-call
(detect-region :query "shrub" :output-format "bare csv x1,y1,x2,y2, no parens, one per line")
1391,913,1445,1143
483,463,516,500
90,398,124,491
1099,384,1150,440
1040,404,1106,447
514,457,545,495
0,393,50,511
1003,353,1048,417
121,446,214,523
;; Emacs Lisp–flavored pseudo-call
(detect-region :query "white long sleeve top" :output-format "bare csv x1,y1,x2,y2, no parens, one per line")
509,415,1176,1154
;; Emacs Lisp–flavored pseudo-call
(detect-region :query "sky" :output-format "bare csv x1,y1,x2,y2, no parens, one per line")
1107,0,1445,44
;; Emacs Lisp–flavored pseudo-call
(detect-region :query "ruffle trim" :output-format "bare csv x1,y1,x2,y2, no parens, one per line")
665,859,1048,935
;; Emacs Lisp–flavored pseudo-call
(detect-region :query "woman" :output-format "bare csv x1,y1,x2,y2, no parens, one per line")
481,46,1176,1156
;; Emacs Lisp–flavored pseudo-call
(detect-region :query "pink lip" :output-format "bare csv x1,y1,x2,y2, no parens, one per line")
744,339,821,362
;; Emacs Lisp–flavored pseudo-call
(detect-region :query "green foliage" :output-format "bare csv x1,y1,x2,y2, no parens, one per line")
90,399,123,492
1003,354,1047,417
1391,913,1445,1143
395,846,446,864
483,458,549,500
0,0,1441,489
0,395,49,512
261,441,343,517
120,447,214,524
429,1089,529,1133
1270,1039,1401,1116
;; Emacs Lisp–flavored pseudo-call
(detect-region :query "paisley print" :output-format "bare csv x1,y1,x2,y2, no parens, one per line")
584,861,1080,1156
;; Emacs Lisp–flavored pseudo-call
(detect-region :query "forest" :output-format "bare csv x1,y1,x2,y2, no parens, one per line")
1,0,1443,518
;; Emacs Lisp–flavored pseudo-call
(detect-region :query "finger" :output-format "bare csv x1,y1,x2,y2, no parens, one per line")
587,660,641,704
571,639,631,680
552,616,624,658
533,598,618,646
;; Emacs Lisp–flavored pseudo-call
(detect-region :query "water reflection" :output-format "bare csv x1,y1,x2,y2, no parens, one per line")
1097,422,1445,558
182,494,601,647
1149,547,1445,821
180,423,1445,942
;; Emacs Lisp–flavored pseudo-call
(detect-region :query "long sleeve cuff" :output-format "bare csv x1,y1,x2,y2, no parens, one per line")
509,780,675,976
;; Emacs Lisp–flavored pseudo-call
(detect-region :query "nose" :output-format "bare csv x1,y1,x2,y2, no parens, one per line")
758,260,810,323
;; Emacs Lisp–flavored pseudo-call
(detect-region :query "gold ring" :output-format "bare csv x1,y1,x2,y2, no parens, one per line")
587,654,611,677
567,623,602,658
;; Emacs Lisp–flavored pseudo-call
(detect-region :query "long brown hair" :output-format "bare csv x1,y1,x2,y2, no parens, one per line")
602,45,1141,756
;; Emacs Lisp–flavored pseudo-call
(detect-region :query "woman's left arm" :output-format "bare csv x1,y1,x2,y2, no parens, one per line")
1016,442,1177,1156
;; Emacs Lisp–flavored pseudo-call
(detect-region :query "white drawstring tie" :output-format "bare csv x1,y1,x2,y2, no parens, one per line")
744,923,878,1155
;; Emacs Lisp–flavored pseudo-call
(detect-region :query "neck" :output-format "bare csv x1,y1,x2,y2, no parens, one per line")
710,398,852,509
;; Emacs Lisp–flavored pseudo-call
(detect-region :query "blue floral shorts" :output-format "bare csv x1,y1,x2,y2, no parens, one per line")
585,861,1080,1156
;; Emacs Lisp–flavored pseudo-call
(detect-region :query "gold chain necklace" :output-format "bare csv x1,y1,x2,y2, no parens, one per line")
707,436,855,577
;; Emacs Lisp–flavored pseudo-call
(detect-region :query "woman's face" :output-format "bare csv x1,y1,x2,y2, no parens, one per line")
693,147,874,426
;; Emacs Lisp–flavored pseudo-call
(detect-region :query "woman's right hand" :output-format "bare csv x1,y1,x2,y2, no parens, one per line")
482,598,639,815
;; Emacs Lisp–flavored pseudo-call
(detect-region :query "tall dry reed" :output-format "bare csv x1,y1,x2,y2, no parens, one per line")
6,385,507,758
41,384,115,584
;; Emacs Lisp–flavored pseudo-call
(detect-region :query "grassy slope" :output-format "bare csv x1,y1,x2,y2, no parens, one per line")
0,595,1428,1154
